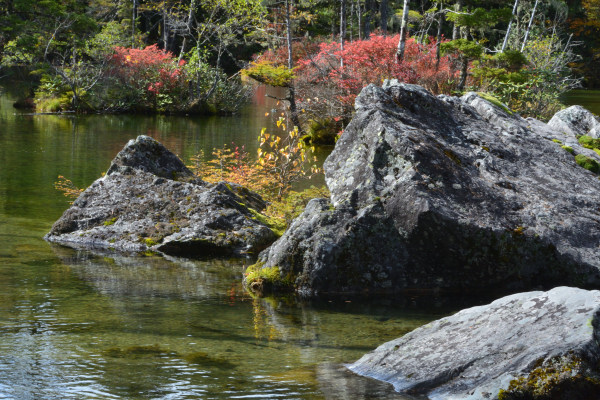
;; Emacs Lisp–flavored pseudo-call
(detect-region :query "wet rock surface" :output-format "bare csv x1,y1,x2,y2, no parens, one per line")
348,286,600,400
254,82,600,296
45,135,278,257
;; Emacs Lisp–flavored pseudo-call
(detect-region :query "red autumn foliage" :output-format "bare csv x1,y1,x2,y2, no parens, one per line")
255,38,321,67
295,34,458,116
109,44,187,99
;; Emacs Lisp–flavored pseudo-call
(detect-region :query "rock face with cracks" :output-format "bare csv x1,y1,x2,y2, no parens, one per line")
348,286,600,400
45,135,278,257
252,81,600,296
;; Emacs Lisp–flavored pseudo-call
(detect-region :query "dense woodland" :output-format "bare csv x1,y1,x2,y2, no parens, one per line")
0,0,598,123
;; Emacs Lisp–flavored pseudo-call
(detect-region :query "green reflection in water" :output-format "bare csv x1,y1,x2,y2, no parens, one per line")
562,89,600,116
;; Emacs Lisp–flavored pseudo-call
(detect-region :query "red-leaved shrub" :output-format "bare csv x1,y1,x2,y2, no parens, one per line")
294,35,458,120
109,44,187,110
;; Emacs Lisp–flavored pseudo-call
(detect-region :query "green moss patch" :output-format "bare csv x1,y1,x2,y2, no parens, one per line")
103,217,118,226
578,135,600,150
498,354,600,400
244,262,294,295
575,154,600,174
561,145,575,154
477,92,513,115
248,208,286,237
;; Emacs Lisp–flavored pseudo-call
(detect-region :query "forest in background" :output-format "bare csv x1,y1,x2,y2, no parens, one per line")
0,0,598,122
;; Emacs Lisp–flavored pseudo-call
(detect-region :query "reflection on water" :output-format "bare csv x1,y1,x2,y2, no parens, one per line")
562,89,600,116
1,242,443,399
1,79,473,399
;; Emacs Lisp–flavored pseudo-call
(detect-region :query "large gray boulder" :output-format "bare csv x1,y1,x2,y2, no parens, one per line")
45,135,278,257
548,105,600,138
348,286,600,400
250,82,600,296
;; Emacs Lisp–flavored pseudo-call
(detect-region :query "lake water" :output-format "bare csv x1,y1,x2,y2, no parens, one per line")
1,80,596,399
562,89,600,116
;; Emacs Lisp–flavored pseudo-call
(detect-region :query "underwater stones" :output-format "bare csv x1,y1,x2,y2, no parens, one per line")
45,135,278,257
251,82,600,296
548,105,600,139
349,287,600,400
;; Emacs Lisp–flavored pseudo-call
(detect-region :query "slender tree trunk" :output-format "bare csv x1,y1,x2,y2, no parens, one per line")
350,0,354,42
436,1,443,71
285,0,301,131
457,56,468,91
380,0,388,35
521,0,539,52
179,0,197,62
396,0,410,62
357,0,362,40
341,0,347,67
132,0,137,48
162,10,169,50
363,0,371,37
501,0,520,52
452,0,462,40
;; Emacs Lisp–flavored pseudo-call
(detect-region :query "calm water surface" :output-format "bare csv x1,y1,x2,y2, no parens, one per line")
0,81,463,400
562,89,600,116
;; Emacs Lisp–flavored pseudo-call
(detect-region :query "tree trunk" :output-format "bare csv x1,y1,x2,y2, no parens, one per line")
364,0,371,37
285,0,301,131
341,0,347,67
452,0,462,40
132,0,137,48
396,0,410,62
357,0,362,40
457,56,468,91
350,0,354,42
521,0,539,52
501,0,520,52
380,0,388,35
436,1,443,71
179,0,197,62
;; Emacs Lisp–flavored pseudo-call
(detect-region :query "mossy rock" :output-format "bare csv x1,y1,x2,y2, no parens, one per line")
561,146,575,155
244,262,294,295
575,154,600,174
247,207,286,237
477,92,513,115
578,135,600,150
498,354,600,400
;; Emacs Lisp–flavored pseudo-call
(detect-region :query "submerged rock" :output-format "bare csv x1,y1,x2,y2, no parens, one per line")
45,135,278,257
349,286,600,400
251,82,600,296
